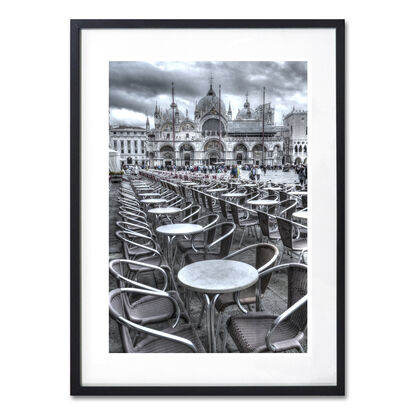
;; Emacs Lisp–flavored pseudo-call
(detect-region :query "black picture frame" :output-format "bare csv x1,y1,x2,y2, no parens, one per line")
70,19,345,396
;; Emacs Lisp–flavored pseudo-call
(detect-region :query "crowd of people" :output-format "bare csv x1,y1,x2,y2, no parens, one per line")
121,162,307,184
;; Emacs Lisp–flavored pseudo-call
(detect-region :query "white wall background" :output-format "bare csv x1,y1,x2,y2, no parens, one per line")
1,0,414,412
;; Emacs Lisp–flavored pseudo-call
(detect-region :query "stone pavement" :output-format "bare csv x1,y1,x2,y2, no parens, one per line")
109,176,307,353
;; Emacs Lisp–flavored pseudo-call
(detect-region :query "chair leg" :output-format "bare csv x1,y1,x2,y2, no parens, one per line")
215,312,223,347
221,326,229,353
239,227,246,248
197,301,205,328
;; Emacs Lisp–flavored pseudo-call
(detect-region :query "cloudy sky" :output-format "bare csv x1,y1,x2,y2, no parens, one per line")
109,61,307,127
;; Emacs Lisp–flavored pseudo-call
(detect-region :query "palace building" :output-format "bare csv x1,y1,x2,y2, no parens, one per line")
109,80,307,167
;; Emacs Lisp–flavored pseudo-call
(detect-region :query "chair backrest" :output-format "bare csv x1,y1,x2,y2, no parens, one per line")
109,289,135,352
199,192,207,208
219,198,228,219
276,217,294,249
257,211,270,238
287,264,308,331
208,222,236,258
301,195,308,209
206,195,217,213
279,199,297,220
279,191,288,201
229,203,240,225
182,205,201,223
109,259,169,291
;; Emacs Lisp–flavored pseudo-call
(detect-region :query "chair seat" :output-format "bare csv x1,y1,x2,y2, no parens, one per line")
215,285,258,312
176,238,205,253
127,295,175,324
136,324,206,353
240,218,258,227
227,312,304,353
292,238,307,251
184,252,221,264
127,255,165,271
127,290,188,325
128,245,154,256
268,228,280,240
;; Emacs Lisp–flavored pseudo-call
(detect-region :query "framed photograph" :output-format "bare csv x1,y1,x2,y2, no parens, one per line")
71,19,345,395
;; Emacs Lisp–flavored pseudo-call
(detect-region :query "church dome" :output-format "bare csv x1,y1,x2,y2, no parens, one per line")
196,85,227,118
161,104,186,123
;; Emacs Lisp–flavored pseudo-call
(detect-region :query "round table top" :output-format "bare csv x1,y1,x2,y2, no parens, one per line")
195,184,209,188
243,183,258,187
222,193,247,198
293,210,309,220
178,259,258,294
264,187,282,191
137,192,161,197
148,207,181,215
183,182,197,186
140,198,168,204
248,199,279,206
156,223,203,236
289,191,308,196
207,188,228,192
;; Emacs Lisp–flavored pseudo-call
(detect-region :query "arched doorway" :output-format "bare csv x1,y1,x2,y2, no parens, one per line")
160,145,174,166
252,144,265,166
204,140,224,165
294,157,302,165
179,143,194,166
233,144,248,165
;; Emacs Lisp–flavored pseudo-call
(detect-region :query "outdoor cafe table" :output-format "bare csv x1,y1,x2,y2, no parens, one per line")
243,183,257,188
289,191,308,196
264,187,282,191
148,206,181,227
178,259,258,353
137,192,161,197
221,192,247,201
248,199,279,207
156,223,203,276
292,210,309,221
247,199,279,213
207,187,228,193
140,198,167,204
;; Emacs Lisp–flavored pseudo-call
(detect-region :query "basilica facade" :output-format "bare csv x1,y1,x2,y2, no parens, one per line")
109,81,307,168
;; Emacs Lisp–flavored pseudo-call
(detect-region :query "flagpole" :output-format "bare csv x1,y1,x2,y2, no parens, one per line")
262,87,265,166
172,82,175,167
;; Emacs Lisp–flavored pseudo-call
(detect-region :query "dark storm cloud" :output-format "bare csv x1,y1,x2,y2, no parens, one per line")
109,61,307,127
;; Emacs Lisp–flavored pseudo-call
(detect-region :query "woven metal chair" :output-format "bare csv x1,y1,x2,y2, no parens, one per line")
183,222,236,264
175,214,220,267
276,217,308,263
109,259,183,324
257,211,280,243
115,230,167,271
230,203,258,247
109,288,205,353
212,243,279,344
223,263,308,353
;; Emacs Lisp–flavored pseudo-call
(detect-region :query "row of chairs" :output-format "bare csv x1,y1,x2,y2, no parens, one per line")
109,176,308,353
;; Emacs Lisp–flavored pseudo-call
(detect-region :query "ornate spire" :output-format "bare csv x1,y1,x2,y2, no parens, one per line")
244,91,250,108
207,74,216,96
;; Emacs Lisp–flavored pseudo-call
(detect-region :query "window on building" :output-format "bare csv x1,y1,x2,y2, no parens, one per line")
306,126,308,135
291,125,293,135
166,133,170,138
304,145,307,153
295,145,298,153
186,133,189,138
113,140,117,150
